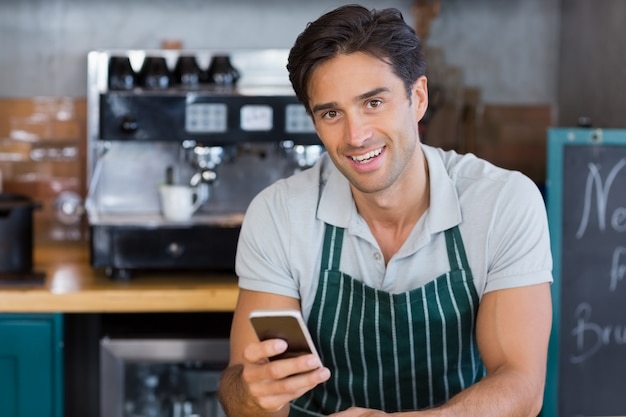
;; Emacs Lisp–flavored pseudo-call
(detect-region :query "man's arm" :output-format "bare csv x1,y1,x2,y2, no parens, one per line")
434,282,552,417
331,282,553,417
218,289,331,417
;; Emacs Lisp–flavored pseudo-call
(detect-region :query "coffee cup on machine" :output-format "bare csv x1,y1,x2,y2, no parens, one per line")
159,185,202,221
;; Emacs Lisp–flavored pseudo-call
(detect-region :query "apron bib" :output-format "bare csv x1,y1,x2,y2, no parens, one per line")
290,225,485,416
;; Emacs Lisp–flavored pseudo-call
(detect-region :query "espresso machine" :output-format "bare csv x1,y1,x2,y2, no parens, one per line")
86,49,322,279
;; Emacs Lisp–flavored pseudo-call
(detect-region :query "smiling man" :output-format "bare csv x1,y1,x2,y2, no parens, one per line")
218,4,553,417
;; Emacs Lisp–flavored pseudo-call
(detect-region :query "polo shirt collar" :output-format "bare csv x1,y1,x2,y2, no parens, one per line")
422,144,462,234
316,145,462,233
317,154,354,227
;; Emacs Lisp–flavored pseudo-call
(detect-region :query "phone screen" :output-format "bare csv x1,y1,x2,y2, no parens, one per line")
249,310,319,361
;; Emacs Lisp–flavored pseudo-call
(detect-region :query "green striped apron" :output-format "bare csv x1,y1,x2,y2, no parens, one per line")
290,224,485,416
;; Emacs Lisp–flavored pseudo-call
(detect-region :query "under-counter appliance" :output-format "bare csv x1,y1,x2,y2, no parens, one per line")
86,49,322,279
101,337,229,417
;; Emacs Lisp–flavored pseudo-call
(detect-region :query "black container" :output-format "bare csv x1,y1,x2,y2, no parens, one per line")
205,55,240,86
108,56,137,90
138,56,172,89
0,193,39,273
173,55,202,88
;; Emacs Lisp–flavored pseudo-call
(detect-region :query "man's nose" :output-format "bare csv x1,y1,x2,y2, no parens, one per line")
344,113,372,147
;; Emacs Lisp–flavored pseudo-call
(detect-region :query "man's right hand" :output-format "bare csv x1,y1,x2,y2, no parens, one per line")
218,290,328,417
241,338,331,412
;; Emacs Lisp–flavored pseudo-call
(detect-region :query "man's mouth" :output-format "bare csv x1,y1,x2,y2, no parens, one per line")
350,147,384,164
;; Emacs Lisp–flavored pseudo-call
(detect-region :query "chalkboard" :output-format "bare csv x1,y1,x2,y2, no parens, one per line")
543,128,626,417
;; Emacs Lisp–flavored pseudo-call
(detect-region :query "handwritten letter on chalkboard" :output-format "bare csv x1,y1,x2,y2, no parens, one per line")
545,128,626,417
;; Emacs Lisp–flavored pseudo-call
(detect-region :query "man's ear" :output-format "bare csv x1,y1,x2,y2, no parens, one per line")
412,76,429,121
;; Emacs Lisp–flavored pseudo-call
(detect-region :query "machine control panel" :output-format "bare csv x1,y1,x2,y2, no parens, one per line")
99,91,319,145
186,101,314,135
185,103,228,133
285,104,315,134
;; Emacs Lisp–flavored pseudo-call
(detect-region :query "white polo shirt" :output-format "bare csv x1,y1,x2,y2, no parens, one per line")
236,144,553,320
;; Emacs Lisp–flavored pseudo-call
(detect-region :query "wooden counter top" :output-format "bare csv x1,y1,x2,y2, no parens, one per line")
0,243,240,313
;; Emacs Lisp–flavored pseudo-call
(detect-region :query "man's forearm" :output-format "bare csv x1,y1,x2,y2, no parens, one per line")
412,368,543,417
218,364,261,417
218,364,289,417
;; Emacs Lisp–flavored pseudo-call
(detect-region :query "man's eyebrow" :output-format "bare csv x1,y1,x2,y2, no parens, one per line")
311,87,391,114
311,101,337,114
356,87,390,101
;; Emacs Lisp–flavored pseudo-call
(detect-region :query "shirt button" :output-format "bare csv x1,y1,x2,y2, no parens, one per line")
373,252,382,261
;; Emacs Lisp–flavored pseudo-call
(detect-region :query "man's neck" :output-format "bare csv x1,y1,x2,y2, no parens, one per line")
353,151,430,263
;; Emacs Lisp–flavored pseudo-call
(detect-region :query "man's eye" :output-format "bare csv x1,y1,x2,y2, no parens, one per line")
367,99,382,108
322,110,338,119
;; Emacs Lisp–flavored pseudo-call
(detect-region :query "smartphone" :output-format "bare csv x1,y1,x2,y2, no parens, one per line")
249,309,321,361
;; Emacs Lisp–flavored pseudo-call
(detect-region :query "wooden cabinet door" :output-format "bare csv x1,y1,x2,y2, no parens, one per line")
0,314,63,417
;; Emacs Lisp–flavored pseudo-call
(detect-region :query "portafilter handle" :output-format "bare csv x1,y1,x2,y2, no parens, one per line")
280,140,325,170
189,169,217,187
190,145,226,170
189,169,217,206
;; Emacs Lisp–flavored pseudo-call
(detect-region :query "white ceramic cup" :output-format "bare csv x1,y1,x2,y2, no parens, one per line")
159,185,202,221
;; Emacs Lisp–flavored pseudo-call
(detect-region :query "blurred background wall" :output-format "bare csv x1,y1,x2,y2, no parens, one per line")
0,0,559,104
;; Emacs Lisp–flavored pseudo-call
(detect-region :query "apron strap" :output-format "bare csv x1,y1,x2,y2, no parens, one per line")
445,226,471,271
321,224,344,271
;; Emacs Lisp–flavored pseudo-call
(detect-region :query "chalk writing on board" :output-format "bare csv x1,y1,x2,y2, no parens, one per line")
574,158,626,292
567,156,626,365
611,247,626,292
575,158,626,238
569,302,626,364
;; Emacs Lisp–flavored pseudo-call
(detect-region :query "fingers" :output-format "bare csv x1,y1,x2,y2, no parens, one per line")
241,339,331,412
244,338,289,363
246,365,330,411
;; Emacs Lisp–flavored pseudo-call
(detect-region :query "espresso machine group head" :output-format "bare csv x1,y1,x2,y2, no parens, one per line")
86,49,322,279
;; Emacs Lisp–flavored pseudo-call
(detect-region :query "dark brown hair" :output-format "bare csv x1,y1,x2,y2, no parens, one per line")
287,4,426,113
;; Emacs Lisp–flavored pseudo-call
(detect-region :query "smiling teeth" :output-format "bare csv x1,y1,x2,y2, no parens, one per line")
351,148,383,163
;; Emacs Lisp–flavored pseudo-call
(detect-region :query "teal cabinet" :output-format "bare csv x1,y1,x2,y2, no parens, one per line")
0,314,63,417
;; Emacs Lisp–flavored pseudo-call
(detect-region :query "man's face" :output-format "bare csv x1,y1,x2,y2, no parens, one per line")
307,52,428,195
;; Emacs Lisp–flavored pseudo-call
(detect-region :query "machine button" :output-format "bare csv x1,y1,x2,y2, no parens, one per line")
120,116,138,133
166,242,185,258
